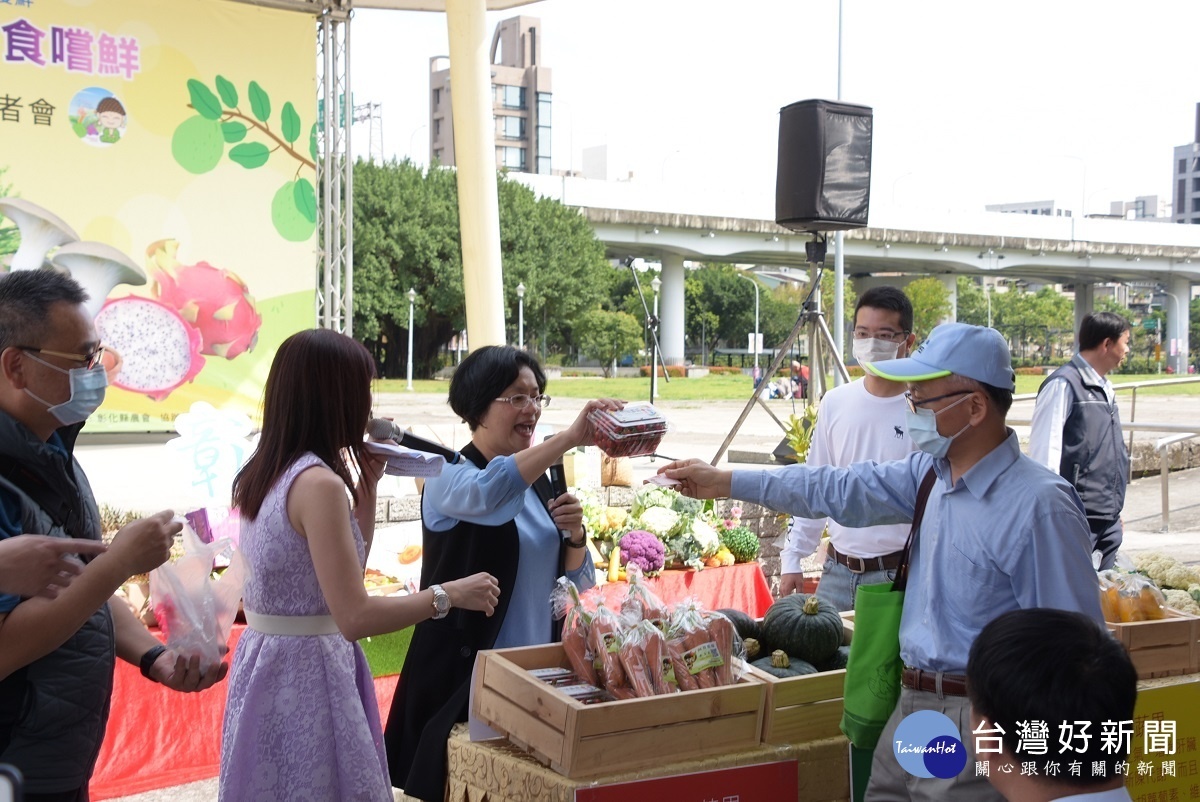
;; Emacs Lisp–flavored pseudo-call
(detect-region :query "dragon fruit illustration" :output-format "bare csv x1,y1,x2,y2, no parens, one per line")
95,296,206,401
146,239,262,359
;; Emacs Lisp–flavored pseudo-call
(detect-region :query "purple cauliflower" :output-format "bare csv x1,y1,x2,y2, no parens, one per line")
619,529,666,574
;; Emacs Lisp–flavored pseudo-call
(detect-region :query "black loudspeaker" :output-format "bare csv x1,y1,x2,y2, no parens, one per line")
775,99,873,232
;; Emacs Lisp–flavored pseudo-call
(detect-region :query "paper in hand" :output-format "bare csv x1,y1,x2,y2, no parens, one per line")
364,441,445,478
643,473,681,487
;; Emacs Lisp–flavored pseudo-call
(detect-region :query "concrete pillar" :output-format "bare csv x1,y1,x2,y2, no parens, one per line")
1167,276,1191,375
446,0,505,349
660,254,686,365
940,275,957,324
1073,283,1095,352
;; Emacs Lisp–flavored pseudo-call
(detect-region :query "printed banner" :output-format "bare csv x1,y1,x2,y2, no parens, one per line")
0,0,318,432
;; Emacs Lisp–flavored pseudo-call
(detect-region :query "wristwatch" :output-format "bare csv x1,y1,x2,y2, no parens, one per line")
139,644,167,681
430,584,451,620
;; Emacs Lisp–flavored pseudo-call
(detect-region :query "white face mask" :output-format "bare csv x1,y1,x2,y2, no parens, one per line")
904,392,972,459
852,337,901,365
22,351,108,426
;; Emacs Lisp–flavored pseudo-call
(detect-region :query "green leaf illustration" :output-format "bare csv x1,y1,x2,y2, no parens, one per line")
215,75,238,108
248,81,271,123
228,142,270,169
221,121,247,143
309,122,318,161
293,177,317,223
281,102,301,144
187,79,223,121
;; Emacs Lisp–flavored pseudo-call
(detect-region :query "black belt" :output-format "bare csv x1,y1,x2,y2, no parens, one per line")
902,667,968,697
827,543,905,574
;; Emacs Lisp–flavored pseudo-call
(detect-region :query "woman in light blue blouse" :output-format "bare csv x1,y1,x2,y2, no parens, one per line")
385,345,620,799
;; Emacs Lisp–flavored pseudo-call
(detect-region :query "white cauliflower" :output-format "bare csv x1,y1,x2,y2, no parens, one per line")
1162,589,1200,616
690,517,721,558
636,506,681,540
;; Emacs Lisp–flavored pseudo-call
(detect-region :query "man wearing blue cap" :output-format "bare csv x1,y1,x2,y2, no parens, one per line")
659,322,1103,800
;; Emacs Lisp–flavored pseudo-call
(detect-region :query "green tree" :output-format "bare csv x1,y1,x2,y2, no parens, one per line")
905,277,951,338
351,160,614,377
575,309,643,377
956,276,989,327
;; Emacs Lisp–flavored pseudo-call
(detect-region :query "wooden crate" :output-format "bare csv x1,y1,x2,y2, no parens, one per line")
472,643,767,779
1107,608,1200,679
742,610,854,744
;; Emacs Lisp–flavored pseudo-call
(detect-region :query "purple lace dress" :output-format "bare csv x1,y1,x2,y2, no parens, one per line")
219,454,390,801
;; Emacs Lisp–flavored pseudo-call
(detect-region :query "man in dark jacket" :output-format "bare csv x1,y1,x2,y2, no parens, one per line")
1030,312,1131,569
0,270,227,801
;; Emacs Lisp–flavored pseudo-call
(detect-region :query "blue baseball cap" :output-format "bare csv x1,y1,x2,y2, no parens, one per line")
863,322,1016,391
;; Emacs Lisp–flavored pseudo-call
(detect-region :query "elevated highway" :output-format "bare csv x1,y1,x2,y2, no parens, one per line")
514,173,1200,373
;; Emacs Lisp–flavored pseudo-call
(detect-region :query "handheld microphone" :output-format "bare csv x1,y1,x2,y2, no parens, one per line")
545,435,571,539
366,418,459,462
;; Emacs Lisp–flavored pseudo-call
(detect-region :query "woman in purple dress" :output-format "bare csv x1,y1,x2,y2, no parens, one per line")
218,329,500,801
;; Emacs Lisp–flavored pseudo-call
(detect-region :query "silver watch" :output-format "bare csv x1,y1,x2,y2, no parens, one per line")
430,584,451,620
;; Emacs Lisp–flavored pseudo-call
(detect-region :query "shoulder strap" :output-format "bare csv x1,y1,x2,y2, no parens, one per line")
892,468,937,593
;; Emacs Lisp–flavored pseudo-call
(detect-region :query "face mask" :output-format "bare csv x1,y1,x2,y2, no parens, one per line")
852,337,901,365
23,352,108,426
904,392,972,459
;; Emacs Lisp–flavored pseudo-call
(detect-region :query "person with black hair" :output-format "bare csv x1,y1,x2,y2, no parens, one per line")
218,329,499,801
779,285,918,609
1030,311,1132,569
0,270,222,801
385,345,621,800
967,608,1136,801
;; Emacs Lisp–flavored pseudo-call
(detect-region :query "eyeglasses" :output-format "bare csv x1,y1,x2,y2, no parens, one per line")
904,390,972,414
852,329,909,343
19,345,107,370
494,393,551,410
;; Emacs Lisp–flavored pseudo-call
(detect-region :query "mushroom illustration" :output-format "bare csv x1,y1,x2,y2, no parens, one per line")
50,241,147,319
0,198,80,271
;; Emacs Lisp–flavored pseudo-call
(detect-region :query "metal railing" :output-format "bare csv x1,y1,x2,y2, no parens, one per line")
1157,432,1200,532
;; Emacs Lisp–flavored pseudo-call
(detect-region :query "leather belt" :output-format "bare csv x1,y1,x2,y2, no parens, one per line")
902,667,969,697
827,542,905,574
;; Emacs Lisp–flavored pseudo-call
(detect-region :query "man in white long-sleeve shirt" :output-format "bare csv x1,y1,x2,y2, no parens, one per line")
1029,311,1131,569
778,287,918,609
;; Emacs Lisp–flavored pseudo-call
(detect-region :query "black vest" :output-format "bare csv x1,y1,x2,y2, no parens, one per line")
0,412,113,794
384,443,563,800
1038,358,1129,519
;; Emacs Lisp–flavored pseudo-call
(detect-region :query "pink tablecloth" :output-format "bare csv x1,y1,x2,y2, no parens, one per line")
598,562,775,617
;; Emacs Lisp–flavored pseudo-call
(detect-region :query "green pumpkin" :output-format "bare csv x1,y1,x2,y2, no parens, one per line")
751,650,818,679
715,608,761,642
816,645,850,672
762,593,843,665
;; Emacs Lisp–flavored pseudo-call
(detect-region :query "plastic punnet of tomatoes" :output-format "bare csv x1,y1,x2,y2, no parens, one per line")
588,403,669,458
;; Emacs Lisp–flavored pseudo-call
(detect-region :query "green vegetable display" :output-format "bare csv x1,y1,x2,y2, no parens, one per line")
719,526,761,564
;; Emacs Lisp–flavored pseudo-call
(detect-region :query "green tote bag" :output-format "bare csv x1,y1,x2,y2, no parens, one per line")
840,468,936,751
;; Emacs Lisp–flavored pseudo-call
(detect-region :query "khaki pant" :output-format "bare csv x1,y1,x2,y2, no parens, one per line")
866,687,1005,801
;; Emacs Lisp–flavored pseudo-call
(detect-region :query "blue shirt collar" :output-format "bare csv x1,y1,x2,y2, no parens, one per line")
934,429,1022,500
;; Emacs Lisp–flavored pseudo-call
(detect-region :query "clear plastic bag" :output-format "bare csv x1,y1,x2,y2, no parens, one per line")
149,518,246,673
550,577,598,686
1098,568,1167,623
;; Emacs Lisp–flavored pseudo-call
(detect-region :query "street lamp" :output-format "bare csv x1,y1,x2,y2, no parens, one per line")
406,288,416,392
736,272,761,371
986,283,993,329
650,275,661,403
516,282,526,350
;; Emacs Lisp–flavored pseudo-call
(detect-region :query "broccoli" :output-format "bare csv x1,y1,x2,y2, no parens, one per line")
619,529,666,574
720,526,760,564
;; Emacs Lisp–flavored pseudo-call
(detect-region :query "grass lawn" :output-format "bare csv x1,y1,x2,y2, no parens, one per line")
376,372,1200,402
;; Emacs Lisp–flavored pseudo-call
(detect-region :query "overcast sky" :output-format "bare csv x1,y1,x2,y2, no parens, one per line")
348,1,1200,218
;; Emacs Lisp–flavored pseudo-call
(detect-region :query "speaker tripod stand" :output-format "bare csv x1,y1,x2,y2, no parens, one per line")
711,296,850,467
